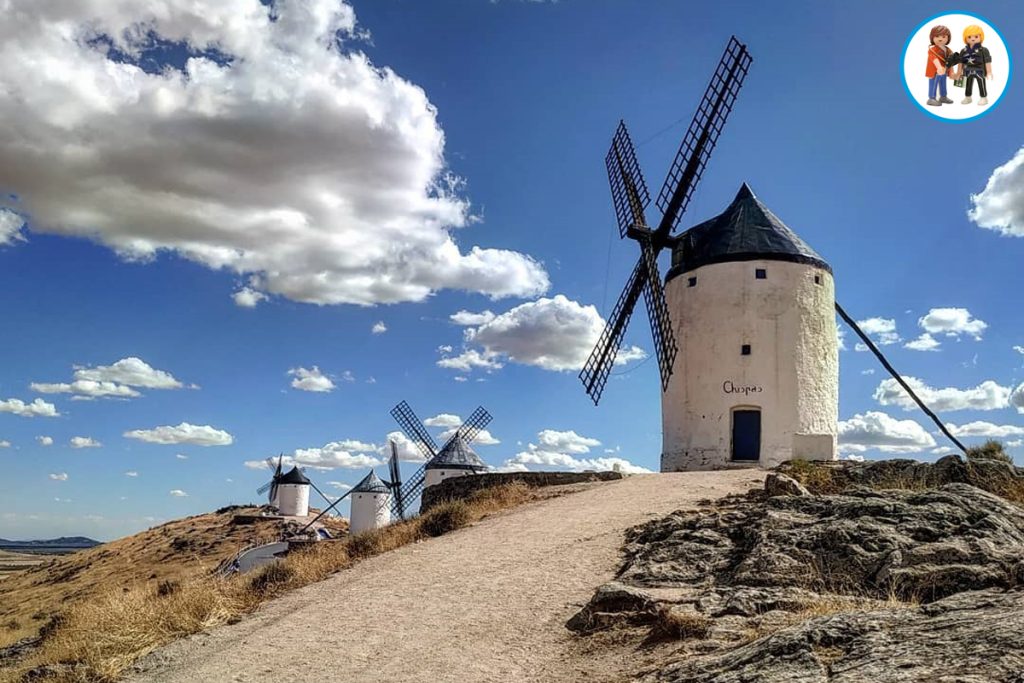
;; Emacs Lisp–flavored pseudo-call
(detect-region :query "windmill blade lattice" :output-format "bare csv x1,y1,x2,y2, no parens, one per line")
580,36,752,405
606,121,650,237
390,400,439,462
453,406,492,445
654,36,752,238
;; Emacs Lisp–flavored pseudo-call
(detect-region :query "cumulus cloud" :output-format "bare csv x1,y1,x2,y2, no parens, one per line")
855,317,900,347
423,413,463,428
438,427,500,446
327,482,352,491
450,310,496,326
0,398,59,418
0,209,26,246
175,453,189,460
288,366,335,393
0,440,10,448
0,0,548,306
124,471,139,477
31,357,186,400
838,411,936,454
1014,346,1024,355
244,440,382,471
836,324,847,352
49,472,69,481
438,295,645,374
169,490,188,497
874,377,1011,412
1013,383,1024,414
232,287,268,308
918,308,987,341
37,436,53,446
945,421,1024,438
124,422,234,446
968,147,1024,237
904,333,940,352
70,436,102,449
501,428,651,474
371,321,387,334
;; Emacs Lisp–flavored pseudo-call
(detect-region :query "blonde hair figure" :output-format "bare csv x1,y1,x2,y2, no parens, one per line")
955,23,993,105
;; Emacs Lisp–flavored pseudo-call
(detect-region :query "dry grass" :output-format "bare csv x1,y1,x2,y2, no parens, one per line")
1,482,534,683
649,606,712,641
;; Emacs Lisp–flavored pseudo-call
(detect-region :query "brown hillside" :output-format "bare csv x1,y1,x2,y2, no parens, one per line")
0,507,347,649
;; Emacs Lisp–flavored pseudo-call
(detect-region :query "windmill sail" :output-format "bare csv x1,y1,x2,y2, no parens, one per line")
580,36,752,405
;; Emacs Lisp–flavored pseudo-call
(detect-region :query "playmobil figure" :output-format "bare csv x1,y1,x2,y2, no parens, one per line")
925,25,954,106
955,24,993,105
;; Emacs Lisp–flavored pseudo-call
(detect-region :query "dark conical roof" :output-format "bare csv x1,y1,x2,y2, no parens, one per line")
667,184,830,281
278,466,311,485
351,470,390,494
426,434,488,471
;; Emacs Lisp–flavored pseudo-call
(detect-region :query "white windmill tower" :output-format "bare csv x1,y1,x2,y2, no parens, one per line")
256,456,312,517
349,470,392,534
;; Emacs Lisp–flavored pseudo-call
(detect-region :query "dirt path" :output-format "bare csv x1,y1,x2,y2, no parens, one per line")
129,471,764,683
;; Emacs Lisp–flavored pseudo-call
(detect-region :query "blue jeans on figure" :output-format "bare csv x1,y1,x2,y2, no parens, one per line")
929,75,947,99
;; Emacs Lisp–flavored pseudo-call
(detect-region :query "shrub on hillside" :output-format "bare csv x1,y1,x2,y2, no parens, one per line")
966,440,1013,464
420,500,472,538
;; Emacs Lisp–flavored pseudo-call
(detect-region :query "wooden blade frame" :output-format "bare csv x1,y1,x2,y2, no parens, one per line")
390,400,439,462
579,36,752,405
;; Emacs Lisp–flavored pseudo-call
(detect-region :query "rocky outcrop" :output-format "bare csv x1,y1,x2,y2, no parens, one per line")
649,589,1024,683
570,476,1024,681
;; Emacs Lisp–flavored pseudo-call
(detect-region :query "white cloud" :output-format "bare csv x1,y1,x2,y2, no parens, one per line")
124,422,234,446
288,366,336,393
0,0,548,306
0,398,59,418
436,349,505,372
836,324,847,352
0,209,26,245
1012,383,1024,414
37,436,53,446
1014,346,1024,355
70,436,101,449
450,310,496,326
169,490,189,498
904,333,940,352
968,147,1024,237
453,376,468,382
500,427,652,474
860,369,875,375
31,357,186,400
946,421,1024,438
175,453,189,460
838,411,936,453
423,413,463,428
438,427,500,446
371,321,387,334
439,295,645,374
245,440,382,471
75,357,184,389
340,370,356,383
855,317,900,347
32,380,140,399
327,482,352,491
232,287,268,308
124,471,139,477
918,308,987,340
874,377,1011,412
0,440,10,448
49,472,69,481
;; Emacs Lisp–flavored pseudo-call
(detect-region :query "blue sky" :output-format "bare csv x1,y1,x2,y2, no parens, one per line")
1,0,1023,540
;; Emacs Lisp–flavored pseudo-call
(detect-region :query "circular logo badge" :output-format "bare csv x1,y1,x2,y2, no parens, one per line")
902,12,1012,122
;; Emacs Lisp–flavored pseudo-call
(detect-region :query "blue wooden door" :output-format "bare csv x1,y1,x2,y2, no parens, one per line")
732,410,761,462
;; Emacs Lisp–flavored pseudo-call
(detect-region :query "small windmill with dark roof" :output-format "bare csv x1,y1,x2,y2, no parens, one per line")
349,469,392,533
388,400,491,516
582,35,968,471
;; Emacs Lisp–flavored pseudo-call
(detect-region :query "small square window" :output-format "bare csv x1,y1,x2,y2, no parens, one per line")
814,275,822,285
687,276,697,287
741,344,751,356
755,268,766,279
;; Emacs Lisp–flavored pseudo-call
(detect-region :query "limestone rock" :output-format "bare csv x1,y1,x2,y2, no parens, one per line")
566,581,656,633
763,472,810,497
647,589,1024,683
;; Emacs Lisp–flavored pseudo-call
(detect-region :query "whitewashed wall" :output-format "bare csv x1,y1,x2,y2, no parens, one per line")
660,259,838,471
276,483,310,517
350,491,392,534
